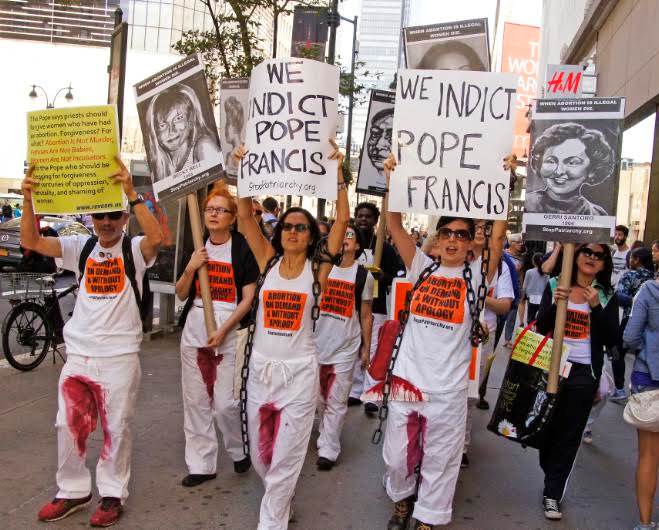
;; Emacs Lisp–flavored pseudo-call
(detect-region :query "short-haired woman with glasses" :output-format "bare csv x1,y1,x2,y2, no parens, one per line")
175,180,259,488
233,140,349,529
535,243,619,521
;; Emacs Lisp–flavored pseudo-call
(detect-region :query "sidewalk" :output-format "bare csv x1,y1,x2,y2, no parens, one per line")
0,333,641,529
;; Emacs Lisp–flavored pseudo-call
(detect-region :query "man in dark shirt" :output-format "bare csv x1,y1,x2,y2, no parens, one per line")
349,202,404,415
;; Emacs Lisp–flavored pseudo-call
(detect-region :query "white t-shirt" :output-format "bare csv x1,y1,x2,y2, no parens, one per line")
253,259,317,361
564,301,591,364
58,235,154,357
611,248,629,286
482,259,514,335
181,238,239,348
392,248,485,399
314,263,374,364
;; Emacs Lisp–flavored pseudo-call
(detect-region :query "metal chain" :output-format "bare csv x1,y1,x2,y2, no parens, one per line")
310,238,342,331
239,254,281,457
463,222,492,346
371,260,440,445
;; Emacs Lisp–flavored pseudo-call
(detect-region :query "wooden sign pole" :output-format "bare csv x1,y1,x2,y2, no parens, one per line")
186,193,217,337
547,242,575,394
369,194,388,298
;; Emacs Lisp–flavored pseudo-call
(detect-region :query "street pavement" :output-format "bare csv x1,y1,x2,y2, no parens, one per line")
0,332,643,530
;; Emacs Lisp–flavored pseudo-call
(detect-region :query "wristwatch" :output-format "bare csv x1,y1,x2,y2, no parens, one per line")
129,194,144,208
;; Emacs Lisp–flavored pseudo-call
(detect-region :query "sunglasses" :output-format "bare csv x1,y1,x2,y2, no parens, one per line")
579,247,606,261
437,228,472,241
344,231,356,240
92,211,124,221
281,222,310,233
204,206,234,215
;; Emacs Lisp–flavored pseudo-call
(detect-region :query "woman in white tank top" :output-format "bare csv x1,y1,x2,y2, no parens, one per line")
233,140,349,530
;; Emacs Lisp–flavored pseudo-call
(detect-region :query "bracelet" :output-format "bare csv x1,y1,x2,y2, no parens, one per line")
337,182,347,191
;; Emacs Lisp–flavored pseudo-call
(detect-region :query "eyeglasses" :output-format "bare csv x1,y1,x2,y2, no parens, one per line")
204,207,234,215
92,211,124,221
281,222,310,233
437,228,472,241
579,247,606,261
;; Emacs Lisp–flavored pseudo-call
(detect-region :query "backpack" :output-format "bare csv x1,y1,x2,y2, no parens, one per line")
500,253,521,309
354,264,369,317
78,235,152,331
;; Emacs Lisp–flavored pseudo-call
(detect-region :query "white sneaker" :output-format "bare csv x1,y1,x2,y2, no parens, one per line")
543,497,562,520
583,429,593,444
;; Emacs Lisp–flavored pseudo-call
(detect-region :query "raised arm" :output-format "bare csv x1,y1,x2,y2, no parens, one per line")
382,154,416,271
112,157,162,263
20,166,62,258
233,145,275,272
542,243,562,275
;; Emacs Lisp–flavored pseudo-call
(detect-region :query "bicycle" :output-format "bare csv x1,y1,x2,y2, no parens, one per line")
0,272,77,371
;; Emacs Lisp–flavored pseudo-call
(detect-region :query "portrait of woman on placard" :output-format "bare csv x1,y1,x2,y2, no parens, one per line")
526,122,615,216
223,96,245,175
416,39,487,71
145,83,222,182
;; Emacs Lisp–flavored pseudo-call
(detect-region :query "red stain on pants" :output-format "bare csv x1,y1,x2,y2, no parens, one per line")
319,364,336,402
196,347,223,401
258,403,281,469
406,411,426,479
61,376,111,460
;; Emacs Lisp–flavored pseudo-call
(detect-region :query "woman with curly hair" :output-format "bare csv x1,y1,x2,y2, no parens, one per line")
526,122,615,216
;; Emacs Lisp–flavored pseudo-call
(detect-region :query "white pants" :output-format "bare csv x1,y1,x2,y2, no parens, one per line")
383,390,467,526
316,360,355,461
181,342,244,475
247,352,319,530
464,339,491,451
350,313,386,400
56,353,141,502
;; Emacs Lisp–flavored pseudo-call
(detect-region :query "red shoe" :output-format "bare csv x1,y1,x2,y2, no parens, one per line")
37,494,92,522
89,497,122,527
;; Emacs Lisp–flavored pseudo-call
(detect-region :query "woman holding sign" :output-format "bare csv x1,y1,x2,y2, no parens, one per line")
233,139,349,529
175,181,258,487
371,154,513,529
534,243,619,520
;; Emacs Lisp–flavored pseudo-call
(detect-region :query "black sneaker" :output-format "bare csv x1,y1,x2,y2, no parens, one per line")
461,453,469,468
181,473,217,487
316,457,335,471
347,397,362,407
364,402,379,416
476,398,490,410
543,496,562,520
387,497,414,530
234,455,251,474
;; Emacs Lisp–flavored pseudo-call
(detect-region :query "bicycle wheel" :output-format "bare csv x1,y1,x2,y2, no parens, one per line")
2,301,53,371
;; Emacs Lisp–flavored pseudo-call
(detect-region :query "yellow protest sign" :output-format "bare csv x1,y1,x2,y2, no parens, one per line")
511,327,568,372
27,105,125,215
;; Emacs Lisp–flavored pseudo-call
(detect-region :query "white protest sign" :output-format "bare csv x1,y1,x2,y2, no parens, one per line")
390,69,518,220
239,58,339,199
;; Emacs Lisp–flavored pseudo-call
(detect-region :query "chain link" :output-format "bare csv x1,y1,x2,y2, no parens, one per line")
239,254,281,457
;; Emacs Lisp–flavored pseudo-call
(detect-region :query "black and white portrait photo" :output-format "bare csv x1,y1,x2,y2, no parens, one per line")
404,19,490,72
135,54,224,202
356,90,395,195
526,122,616,216
219,77,249,179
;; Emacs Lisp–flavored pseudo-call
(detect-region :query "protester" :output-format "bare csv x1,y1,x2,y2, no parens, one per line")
612,224,630,286
2,200,13,222
518,253,549,324
21,159,162,526
502,233,524,347
348,201,404,413
652,240,659,274
261,196,280,239
313,222,373,471
611,247,655,401
463,219,513,465
13,202,21,218
420,233,439,259
542,241,563,277
535,243,619,521
623,278,659,530
233,140,349,529
318,221,330,237
371,153,512,529
175,181,258,487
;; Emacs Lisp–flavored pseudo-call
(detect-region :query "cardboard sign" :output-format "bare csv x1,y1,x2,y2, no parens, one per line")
262,290,307,331
219,78,249,180
27,105,124,215
356,90,395,196
135,54,224,202
522,97,625,242
544,64,584,99
389,278,413,321
510,327,568,372
320,279,354,319
390,70,517,219
403,18,490,71
239,58,340,199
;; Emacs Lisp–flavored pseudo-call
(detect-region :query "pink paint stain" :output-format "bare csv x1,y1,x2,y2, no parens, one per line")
61,376,111,460
196,347,223,401
319,364,336,402
258,403,281,469
406,411,427,479
365,376,425,402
